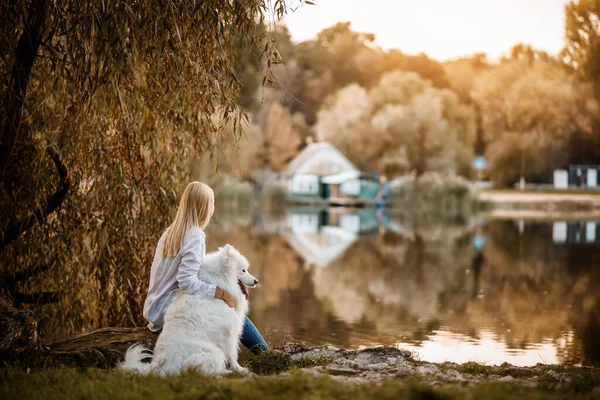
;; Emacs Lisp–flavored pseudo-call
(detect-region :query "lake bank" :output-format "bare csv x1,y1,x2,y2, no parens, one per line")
3,344,600,400
477,190,600,211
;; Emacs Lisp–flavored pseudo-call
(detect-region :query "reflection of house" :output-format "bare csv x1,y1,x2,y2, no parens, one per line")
552,221,600,245
285,142,380,205
284,208,380,267
286,227,357,267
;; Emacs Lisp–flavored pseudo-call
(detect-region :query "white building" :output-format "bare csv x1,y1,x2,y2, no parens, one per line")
285,141,380,203
285,142,358,198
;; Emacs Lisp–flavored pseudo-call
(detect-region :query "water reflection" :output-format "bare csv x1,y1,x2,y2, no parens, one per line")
206,208,600,366
553,221,600,244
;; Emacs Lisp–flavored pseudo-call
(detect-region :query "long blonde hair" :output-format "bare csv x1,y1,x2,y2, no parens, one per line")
162,181,214,257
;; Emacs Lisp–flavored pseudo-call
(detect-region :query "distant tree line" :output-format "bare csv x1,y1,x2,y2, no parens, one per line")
218,2,600,188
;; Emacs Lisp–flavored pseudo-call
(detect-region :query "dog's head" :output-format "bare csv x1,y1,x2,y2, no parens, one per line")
220,244,258,298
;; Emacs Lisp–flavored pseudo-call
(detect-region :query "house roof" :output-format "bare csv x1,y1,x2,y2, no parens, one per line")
286,142,357,176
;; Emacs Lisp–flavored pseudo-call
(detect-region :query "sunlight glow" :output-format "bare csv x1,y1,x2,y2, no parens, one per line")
284,0,569,61
399,330,561,366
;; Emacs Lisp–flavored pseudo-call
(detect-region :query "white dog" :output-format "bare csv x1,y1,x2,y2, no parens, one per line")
120,244,258,375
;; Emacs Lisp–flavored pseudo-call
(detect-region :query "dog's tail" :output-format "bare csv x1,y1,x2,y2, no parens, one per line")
119,344,154,374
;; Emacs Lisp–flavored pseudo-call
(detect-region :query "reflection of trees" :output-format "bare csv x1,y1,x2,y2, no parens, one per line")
310,223,475,342
472,220,600,365
257,214,600,365
210,225,353,348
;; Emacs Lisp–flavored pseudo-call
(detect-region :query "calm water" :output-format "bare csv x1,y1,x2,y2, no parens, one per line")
205,208,600,366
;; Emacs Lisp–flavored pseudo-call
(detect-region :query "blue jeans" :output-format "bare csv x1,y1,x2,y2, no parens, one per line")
241,316,269,355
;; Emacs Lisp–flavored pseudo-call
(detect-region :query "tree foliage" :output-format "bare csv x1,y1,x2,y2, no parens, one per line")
0,0,293,333
473,60,595,139
316,71,476,177
564,0,600,102
263,22,452,125
194,102,304,180
472,59,598,186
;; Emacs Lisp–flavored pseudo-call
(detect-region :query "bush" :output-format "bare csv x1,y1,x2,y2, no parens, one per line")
390,172,474,199
485,132,565,188
388,172,475,215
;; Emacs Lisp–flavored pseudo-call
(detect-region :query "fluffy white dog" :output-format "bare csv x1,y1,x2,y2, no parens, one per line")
120,244,257,375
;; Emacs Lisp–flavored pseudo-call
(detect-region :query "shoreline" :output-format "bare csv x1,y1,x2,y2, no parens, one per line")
4,343,600,399
477,190,600,207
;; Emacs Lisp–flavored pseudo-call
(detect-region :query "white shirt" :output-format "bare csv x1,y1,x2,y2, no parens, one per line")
143,227,216,331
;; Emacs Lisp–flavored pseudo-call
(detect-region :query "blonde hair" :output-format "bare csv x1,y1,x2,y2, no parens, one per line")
162,181,214,257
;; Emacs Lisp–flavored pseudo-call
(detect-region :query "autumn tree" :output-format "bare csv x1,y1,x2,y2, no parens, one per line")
316,71,476,178
443,54,490,105
472,60,598,187
289,22,381,124
260,103,303,170
564,0,600,102
382,50,451,90
0,0,297,340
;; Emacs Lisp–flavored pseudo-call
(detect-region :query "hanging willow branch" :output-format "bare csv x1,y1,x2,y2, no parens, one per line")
0,146,70,250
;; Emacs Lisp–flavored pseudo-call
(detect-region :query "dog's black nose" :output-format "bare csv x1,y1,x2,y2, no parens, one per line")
254,279,259,285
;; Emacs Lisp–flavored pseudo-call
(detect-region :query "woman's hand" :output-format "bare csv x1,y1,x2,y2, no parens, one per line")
215,287,237,308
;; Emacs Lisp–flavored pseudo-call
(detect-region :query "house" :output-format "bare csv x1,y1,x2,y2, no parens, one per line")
554,165,600,189
321,171,380,205
285,141,380,205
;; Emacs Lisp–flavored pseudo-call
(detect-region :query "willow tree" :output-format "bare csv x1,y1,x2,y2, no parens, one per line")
0,0,296,342
564,0,600,103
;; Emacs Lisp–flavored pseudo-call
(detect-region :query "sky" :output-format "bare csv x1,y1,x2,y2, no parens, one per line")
282,0,569,61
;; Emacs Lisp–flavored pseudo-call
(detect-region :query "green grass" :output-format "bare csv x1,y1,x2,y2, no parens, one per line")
2,367,599,400
3,349,600,400
447,362,536,378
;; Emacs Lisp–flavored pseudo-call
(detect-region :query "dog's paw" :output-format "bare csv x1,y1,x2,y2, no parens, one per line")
233,366,249,374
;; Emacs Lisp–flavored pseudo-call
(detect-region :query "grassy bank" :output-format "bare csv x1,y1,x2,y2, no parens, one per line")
3,346,600,400
480,188,600,195
2,367,599,400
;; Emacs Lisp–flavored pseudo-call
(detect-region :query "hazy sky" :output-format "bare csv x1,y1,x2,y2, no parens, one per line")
282,0,569,61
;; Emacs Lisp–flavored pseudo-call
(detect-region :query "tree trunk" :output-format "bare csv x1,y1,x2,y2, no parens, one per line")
0,147,71,250
0,294,39,355
0,0,50,173
1,294,158,369
519,144,526,191
2,323,158,369
42,327,159,368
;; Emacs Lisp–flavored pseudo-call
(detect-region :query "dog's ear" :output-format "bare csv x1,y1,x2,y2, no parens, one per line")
222,244,233,265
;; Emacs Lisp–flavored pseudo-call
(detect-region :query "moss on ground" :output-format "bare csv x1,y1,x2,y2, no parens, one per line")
2,367,599,400
246,350,332,375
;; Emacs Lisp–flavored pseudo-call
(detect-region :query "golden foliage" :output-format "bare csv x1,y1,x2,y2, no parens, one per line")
0,0,296,332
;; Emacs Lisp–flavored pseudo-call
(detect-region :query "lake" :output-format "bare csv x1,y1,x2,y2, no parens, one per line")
206,207,600,366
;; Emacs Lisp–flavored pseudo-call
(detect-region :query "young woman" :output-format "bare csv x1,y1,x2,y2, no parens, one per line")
143,181,268,354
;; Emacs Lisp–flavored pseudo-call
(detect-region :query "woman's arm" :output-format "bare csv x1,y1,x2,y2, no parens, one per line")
177,231,216,298
177,231,237,307
214,287,237,308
